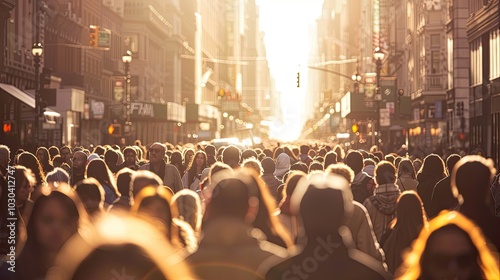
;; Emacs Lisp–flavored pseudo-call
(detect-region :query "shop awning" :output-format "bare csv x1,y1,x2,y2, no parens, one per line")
0,83,35,108
0,83,60,116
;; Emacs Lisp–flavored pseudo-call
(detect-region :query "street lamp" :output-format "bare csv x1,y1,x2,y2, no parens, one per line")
351,70,362,94
373,47,385,146
32,42,43,147
122,50,132,133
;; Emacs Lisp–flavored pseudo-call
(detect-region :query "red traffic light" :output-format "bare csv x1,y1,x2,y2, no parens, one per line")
459,133,466,140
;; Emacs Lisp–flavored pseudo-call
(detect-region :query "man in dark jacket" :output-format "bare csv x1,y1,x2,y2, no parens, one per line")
345,150,373,203
428,154,461,218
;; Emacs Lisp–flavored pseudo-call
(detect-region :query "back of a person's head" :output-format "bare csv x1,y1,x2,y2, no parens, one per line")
74,178,105,214
261,157,276,174
323,151,338,168
384,154,396,164
396,211,499,280
116,168,134,197
207,175,254,220
172,189,202,234
131,170,163,196
291,172,353,236
290,162,308,173
419,154,446,179
45,167,70,185
204,144,216,156
241,149,258,162
104,149,118,164
300,145,310,155
93,145,106,156
242,157,262,176
48,146,59,160
222,145,241,167
395,191,426,228
344,150,364,174
308,162,323,173
445,154,461,174
398,159,416,178
375,160,397,185
452,156,496,204
325,163,355,183
283,171,307,198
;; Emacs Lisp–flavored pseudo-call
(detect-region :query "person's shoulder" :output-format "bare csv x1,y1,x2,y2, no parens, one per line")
347,248,392,280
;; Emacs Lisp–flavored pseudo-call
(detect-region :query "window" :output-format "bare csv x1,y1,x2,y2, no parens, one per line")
491,29,500,79
431,51,440,74
431,34,440,47
470,39,482,85
447,34,453,88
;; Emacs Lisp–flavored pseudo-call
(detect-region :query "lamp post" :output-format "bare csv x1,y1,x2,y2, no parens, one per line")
122,50,132,134
373,47,385,146
32,42,43,147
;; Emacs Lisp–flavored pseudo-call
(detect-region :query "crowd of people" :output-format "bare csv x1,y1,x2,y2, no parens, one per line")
0,141,499,279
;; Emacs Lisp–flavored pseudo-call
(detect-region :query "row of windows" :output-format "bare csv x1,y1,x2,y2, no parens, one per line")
491,29,500,79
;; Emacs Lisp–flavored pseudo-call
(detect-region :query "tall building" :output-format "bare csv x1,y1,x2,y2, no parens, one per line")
467,0,500,165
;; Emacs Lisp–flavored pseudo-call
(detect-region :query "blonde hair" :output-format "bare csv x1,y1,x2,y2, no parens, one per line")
396,211,499,280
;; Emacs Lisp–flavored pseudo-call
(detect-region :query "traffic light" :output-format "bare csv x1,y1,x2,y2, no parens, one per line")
40,67,52,87
2,121,15,134
108,123,122,137
296,72,300,88
456,102,464,117
351,123,359,133
89,25,98,46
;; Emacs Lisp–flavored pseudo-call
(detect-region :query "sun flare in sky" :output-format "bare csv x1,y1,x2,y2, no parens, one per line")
256,0,324,142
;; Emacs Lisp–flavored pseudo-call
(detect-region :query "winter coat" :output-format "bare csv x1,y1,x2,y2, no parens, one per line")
352,172,373,204
417,174,445,215
396,174,418,192
346,201,385,262
428,176,458,218
261,173,282,200
186,218,287,280
363,183,401,242
139,162,183,193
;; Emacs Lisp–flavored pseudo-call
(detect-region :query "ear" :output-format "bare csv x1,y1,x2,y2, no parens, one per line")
245,196,259,224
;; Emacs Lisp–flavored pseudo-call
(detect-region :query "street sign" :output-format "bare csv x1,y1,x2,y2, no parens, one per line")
380,108,390,126
98,27,111,48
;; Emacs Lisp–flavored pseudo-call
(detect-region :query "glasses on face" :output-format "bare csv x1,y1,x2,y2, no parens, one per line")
149,148,164,154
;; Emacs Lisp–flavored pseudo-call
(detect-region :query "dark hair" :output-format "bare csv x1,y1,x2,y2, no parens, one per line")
48,146,60,160
345,150,364,174
323,150,338,169
116,168,134,197
375,160,397,185
18,151,46,186
86,159,120,199
185,151,207,187
222,145,241,168
36,147,53,173
417,154,446,181
308,162,324,173
74,178,105,215
290,162,308,173
445,154,461,174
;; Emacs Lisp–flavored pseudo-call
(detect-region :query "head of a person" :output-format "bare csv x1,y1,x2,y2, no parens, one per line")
183,148,195,166
36,147,51,166
323,150,338,169
241,149,258,162
45,167,70,186
0,145,11,169
122,146,138,166
290,162,308,173
60,146,73,164
221,145,241,168
74,178,105,215
131,186,178,240
333,145,345,162
72,151,88,173
385,154,396,164
172,189,202,236
18,152,45,186
396,211,499,280
291,172,353,238
308,162,324,173
189,150,207,170
261,157,276,175
93,145,105,156
130,170,163,197
205,170,259,222
104,149,119,166
299,145,310,156
86,158,114,187
169,150,183,166
374,160,397,185
46,213,194,280
242,157,263,176
451,155,496,206
418,154,446,179
48,146,59,161
413,158,423,173
325,163,355,183
445,154,461,175
393,191,427,230
344,150,364,174
116,168,134,198
398,159,416,179
14,165,36,204
52,155,63,168
148,143,166,164
23,184,85,255
279,171,307,212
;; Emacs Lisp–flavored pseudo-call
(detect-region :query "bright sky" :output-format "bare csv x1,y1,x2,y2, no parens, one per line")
256,0,324,142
